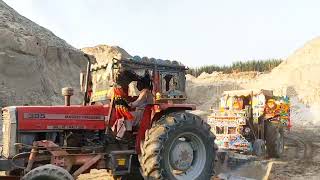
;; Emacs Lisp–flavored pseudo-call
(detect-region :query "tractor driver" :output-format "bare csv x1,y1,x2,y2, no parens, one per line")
129,73,154,126
114,72,153,139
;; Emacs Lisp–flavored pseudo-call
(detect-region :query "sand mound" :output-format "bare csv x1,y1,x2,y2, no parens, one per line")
185,74,196,81
81,45,131,65
244,37,320,126
186,72,258,111
189,71,260,85
187,37,320,127
0,0,87,106
248,37,320,106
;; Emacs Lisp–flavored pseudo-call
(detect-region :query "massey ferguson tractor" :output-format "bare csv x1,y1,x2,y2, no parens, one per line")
0,55,217,180
207,89,290,158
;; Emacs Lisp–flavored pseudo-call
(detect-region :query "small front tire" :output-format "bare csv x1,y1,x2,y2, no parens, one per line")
22,164,73,180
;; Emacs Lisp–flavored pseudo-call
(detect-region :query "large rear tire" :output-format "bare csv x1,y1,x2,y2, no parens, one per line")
139,112,216,180
265,121,284,158
22,164,73,180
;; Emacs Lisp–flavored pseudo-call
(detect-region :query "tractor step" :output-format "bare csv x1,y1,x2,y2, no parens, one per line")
109,150,135,176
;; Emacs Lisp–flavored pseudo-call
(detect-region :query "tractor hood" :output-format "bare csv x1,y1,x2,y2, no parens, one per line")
11,105,109,130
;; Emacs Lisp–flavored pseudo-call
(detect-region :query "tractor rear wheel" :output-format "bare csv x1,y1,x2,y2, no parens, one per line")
139,112,216,180
265,121,284,158
22,164,73,180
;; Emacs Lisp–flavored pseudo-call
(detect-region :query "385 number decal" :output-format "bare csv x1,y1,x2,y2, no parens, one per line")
24,113,46,119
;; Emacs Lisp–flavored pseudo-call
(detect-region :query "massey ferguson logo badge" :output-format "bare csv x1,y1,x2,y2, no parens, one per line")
23,113,104,120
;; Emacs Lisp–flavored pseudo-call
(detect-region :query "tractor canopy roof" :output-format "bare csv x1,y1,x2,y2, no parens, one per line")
89,55,187,102
223,89,273,97
91,55,186,72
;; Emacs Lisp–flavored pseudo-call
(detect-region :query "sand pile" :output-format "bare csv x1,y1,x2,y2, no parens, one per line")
186,71,259,115
0,0,87,106
188,71,260,85
81,45,131,66
187,37,320,126
244,37,320,126
247,37,320,106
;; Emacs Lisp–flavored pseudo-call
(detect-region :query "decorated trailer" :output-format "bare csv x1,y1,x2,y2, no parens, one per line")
208,89,290,157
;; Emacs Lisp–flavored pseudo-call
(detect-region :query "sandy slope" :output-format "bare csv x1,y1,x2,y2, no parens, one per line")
246,37,320,126
186,71,259,118
81,45,131,66
247,37,320,106
0,0,87,106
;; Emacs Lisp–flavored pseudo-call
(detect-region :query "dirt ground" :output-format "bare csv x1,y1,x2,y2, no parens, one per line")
77,127,320,180
269,127,320,180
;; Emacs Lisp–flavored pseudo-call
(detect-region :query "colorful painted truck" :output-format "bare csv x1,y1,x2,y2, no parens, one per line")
207,89,290,157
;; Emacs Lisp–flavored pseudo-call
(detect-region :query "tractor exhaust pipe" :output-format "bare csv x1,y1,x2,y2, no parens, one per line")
62,87,74,106
83,54,92,106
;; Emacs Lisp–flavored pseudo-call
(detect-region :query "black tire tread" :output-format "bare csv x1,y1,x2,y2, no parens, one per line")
22,164,73,180
265,122,284,158
139,111,216,180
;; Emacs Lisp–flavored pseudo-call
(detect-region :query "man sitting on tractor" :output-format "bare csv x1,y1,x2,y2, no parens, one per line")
129,73,154,126
114,72,154,138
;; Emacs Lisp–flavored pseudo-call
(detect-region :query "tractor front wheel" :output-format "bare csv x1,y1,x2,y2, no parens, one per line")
139,112,216,180
22,164,73,180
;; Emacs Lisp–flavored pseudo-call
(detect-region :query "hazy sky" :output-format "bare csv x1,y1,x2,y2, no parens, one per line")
3,0,320,66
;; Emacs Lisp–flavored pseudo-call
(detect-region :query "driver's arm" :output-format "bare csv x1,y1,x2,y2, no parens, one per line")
130,89,147,108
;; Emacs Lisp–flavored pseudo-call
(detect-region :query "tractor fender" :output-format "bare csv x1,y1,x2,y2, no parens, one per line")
152,103,196,122
135,104,196,154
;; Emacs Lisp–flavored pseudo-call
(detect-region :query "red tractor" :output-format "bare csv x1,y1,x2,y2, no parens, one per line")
0,55,217,180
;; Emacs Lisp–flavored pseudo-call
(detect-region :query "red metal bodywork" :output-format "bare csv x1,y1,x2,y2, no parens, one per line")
16,103,195,131
17,105,109,131
16,103,195,154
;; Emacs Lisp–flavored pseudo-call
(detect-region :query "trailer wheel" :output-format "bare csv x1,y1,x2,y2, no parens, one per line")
139,112,216,180
265,121,284,158
22,164,73,180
